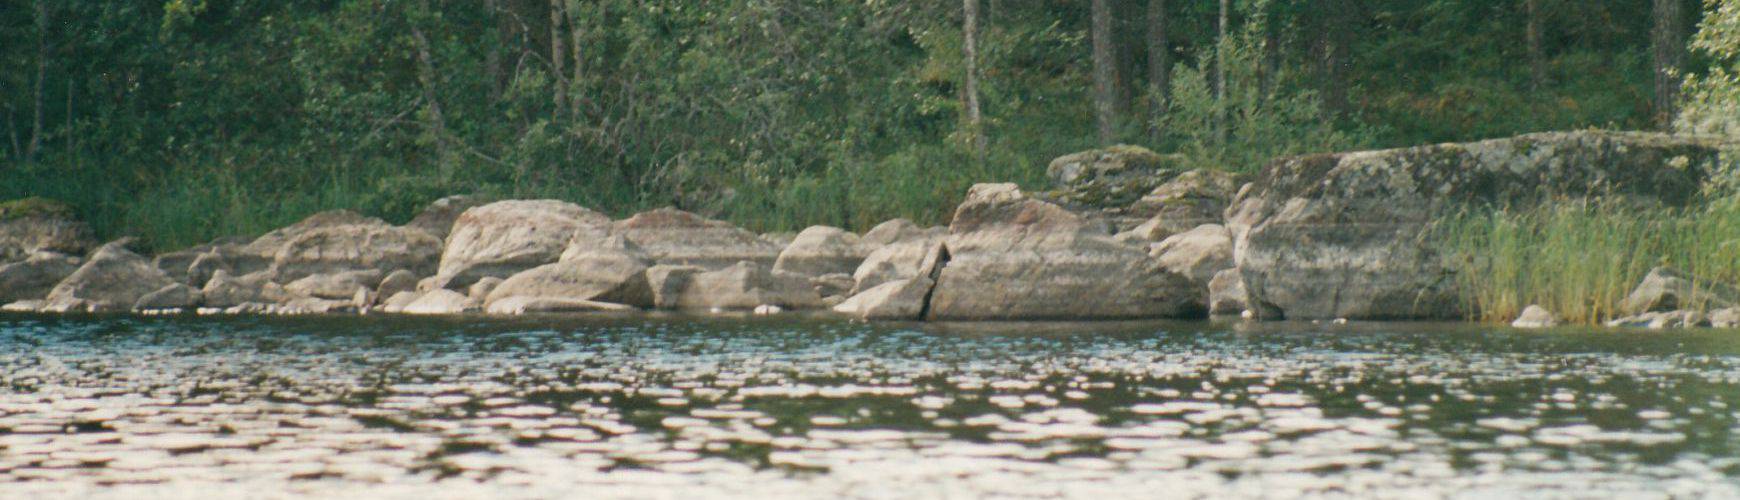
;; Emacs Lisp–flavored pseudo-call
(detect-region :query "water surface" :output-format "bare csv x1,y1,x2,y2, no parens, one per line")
2,314,1738,498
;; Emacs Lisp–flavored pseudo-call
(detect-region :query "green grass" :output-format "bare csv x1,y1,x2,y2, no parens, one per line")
1435,199,1740,325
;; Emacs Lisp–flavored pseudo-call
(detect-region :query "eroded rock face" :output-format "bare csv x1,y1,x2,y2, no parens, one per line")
0,198,96,263
44,242,178,313
0,251,81,304
405,195,485,240
773,226,867,277
670,261,823,311
1620,267,1739,315
269,217,442,283
1228,131,1724,320
611,208,782,270
486,236,654,310
436,200,610,289
926,184,1197,320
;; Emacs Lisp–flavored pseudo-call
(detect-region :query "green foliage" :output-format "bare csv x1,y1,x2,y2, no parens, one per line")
0,196,74,221
1437,199,1740,325
1680,0,1740,137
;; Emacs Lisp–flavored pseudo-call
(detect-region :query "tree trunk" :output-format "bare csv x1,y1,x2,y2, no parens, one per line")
409,26,451,168
566,0,586,118
1216,0,1229,140
1146,0,1169,143
964,0,987,161
1091,0,1116,146
549,0,568,119
1652,0,1684,126
26,0,47,162
485,0,504,103
1525,0,1545,90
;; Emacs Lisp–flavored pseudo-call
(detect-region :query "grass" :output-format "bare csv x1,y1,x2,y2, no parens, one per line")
1435,199,1740,325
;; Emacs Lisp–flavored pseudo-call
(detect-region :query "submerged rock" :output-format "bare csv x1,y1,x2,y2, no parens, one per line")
773,226,868,277
44,241,178,313
0,197,96,263
926,183,1197,320
611,208,782,270
669,261,823,311
1228,131,1724,320
1511,305,1559,329
0,251,81,304
435,200,610,289
1620,267,1739,315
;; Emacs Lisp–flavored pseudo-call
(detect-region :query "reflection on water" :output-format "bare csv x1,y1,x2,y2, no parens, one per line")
1,314,1738,498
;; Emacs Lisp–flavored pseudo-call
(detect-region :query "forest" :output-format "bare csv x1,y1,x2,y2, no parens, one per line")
0,0,1734,251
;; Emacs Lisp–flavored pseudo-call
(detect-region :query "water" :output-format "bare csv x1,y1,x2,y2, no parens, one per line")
1,313,1738,499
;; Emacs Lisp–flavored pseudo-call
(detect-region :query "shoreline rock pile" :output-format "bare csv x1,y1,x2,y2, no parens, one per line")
3,131,1738,329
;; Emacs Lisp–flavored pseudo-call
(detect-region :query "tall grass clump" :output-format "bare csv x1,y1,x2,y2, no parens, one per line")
1436,198,1740,324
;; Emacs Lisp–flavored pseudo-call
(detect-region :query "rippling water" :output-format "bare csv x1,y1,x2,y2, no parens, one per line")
2,313,1739,498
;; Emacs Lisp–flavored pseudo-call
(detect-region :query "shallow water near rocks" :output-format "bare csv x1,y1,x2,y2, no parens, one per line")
1,313,1738,499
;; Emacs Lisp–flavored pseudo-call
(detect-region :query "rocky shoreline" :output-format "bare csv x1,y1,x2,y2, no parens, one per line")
2,130,1737,329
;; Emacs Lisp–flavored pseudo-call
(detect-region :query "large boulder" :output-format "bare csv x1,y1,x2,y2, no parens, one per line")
1619,267,1739,315
150,237,247,286
134,283,202,311
435,200,610,289
860,219,945,248
833,244,947,321
926,184,1197,320
668,261,823,311
1118,170,1245,242
851,240,944,295
646,265,707,309
1042,146,1191,232
772,226,868,277
405,195,486,240
269,216,442,283
1207,269,1247,316
485,236,654,310
234,210,380,277
0,251,81,304
43,241,178,313
611,208,782,270
0,198,96,263
1227,131,1725,320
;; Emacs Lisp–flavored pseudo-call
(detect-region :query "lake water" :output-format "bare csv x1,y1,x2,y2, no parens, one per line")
1,313,1738,499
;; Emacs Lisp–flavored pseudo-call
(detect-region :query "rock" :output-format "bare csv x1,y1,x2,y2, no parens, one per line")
1207,269,1247,316
1607,310,1708,329
811,273,856,299
401,289,472,315
1044,146,1184,209
646,265,707,309
234,210,380,278
0,251,81,304
277,297,356,315
852,240,945,295
611,207,782,270
469,277,505,303
1712,308,1740,328
926,183,1197,320
284,270,384,300
860,219,943,247
1150,224,1234,285
486,236,654,310
200,270,286,308
1228,131,1724,320
379,291,420,314
376,269,419,300
485,296,635,315
132,283,201,311
1125,170,1244,237
760,232,799,248
0,197,96,263
268,215,442,283
1619,267,1739,315
773,226,868,277
833,244,947,321
186,250,233,289
1510,305,1559,328
433,200,609,289
2,300,43,312
405,195,485,239
669,261,823,310
44,242,178,313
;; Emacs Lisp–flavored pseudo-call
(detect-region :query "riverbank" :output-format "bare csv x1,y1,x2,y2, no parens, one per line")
2,130,1737,328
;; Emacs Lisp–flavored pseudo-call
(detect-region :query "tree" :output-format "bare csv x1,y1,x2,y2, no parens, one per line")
1147,0,1169,143
963,0,987,161
550,0,568,118
1652,0,1685,126
1092,0,1117,146
25,0,47,162
1677,0,1740,137
1525,0,1546,90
